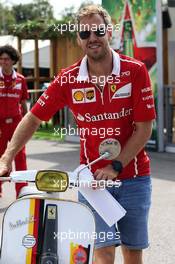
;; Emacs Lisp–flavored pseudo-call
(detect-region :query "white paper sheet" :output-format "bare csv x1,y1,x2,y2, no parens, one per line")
79,186,126,227
72,165,127,227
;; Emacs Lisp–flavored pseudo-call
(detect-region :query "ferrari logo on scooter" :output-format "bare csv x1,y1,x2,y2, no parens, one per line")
48,205,56,219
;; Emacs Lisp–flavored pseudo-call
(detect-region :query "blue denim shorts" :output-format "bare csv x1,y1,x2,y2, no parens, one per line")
78,175,152,249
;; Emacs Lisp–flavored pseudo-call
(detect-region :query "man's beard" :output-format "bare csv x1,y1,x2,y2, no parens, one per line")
87,45,108,62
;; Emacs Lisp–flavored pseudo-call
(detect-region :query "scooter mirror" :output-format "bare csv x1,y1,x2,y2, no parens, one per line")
35,170,69,192
99,138,121,160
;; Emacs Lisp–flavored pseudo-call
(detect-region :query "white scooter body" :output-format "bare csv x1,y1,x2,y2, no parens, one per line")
0,167,96,264
0,151,125,264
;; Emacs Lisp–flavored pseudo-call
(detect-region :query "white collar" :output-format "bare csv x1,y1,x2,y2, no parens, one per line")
0,67,17,79
77,49,120,81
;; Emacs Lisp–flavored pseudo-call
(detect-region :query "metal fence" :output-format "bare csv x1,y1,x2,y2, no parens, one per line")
164,85,175,145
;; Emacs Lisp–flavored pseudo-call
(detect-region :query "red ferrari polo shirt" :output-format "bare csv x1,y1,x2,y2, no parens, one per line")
0,68,28,118
31,50,156,180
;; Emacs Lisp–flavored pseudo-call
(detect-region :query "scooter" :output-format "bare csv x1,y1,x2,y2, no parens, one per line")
0,139,126,264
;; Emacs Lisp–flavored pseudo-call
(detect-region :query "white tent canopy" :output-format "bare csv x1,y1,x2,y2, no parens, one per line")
0,35,50,68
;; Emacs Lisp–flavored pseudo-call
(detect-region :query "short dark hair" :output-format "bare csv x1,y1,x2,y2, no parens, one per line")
0,45,20,64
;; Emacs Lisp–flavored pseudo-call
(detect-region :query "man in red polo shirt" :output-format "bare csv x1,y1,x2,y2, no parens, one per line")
0,45,28,197
0,5,156,264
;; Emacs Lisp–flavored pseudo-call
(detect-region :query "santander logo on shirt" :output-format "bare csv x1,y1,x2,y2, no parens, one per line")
76,107,132,122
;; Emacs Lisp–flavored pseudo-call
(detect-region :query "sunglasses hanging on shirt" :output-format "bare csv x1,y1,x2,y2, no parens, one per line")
79,27,106,40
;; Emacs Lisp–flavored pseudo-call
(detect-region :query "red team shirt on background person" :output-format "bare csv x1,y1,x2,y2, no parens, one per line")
0,68,28,118
31,50,156,180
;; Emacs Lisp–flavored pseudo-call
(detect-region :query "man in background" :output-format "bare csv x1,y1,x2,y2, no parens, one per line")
0,45,28,197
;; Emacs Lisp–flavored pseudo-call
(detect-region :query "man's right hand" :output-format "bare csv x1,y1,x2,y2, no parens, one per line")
0,158,12,177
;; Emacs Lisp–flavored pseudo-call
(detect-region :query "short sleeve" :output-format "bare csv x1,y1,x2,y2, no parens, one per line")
132,64,156,122
21,78,29,100
31,76,67,121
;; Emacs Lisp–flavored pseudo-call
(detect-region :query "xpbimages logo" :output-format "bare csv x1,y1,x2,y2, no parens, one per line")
54,125,121,139
76,108,133,123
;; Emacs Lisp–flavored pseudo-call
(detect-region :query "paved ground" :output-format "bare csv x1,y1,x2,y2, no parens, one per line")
0,139,175,264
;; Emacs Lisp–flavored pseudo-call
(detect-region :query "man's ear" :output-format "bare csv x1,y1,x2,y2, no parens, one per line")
107,29,113,42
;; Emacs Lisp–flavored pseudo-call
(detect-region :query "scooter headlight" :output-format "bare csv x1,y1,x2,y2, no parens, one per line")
35,170,69,192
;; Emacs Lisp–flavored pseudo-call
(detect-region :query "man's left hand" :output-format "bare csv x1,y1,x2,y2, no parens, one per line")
94,164,118,181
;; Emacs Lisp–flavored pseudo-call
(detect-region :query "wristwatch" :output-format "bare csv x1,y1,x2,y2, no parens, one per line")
112,160,123,173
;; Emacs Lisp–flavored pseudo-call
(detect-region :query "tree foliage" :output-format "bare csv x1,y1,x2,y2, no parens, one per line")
12,0,53,23
0,0,96,38
0,3,15,34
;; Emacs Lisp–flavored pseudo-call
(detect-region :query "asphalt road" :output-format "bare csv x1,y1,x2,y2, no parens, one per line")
0,139,175,264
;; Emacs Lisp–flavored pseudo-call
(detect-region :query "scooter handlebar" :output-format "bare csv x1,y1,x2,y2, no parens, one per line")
0,166,121,188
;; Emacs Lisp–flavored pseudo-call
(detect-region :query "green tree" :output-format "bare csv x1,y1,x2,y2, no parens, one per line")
32,0,54,20
12,3,35,23
0,3,15,35
12,0,54,24
61,6,75,21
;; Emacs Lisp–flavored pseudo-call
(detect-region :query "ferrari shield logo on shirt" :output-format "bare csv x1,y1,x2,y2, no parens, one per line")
110,84,117,93
72,88,96,104
112,83,132,99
